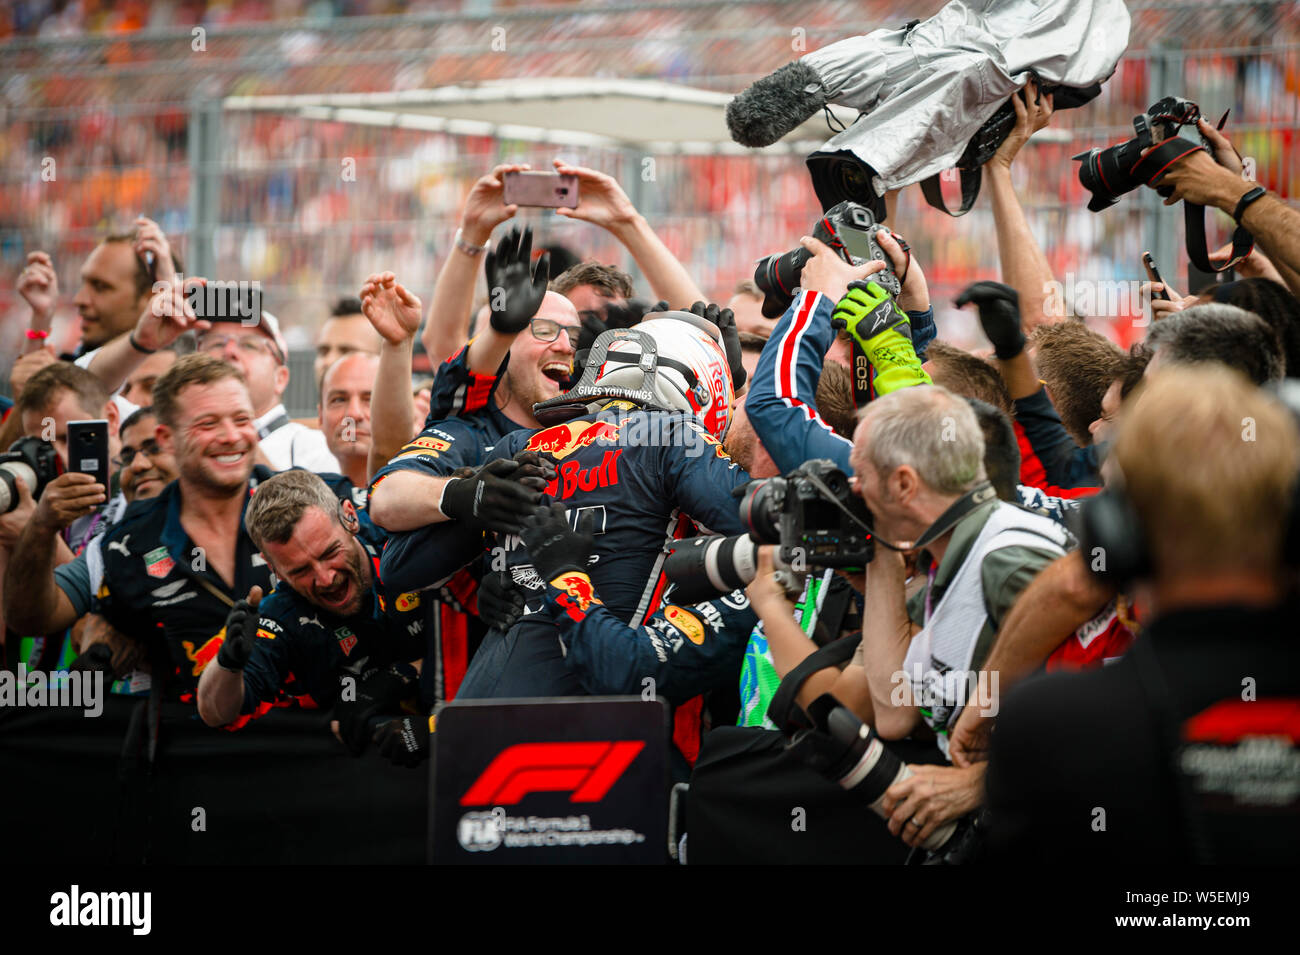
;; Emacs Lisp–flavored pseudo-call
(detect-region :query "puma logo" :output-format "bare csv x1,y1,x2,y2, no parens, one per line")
107,535,131,557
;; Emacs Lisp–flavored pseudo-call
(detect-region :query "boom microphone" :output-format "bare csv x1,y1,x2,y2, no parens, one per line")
725,61,827,148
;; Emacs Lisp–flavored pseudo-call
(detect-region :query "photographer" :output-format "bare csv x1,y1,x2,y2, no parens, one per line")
986,366,1300,862
829,386,1070,846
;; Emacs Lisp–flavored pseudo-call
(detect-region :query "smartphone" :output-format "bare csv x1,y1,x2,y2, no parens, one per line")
503,171,579,209
1142,252,1170,301
67,420,111,493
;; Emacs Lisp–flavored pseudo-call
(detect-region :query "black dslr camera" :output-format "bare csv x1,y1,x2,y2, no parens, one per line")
0,436,61,514
754,201,901,319
664,460,872,603
739,459,873,569
1073,96,1205,211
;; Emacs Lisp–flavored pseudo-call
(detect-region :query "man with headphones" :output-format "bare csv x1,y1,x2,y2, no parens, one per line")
985,366,1300,863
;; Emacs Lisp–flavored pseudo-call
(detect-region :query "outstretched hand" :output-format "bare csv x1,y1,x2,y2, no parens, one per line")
360,271,423,345
485,226,550,335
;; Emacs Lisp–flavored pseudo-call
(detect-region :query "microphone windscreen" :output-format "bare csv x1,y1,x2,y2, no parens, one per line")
726,60,828,148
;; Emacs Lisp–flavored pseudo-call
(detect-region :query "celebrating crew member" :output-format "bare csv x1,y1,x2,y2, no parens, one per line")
94,354,366,698
197,469,424,750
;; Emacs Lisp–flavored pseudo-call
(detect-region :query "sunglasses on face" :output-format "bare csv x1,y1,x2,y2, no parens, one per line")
119,439,162,468
530,318,581,349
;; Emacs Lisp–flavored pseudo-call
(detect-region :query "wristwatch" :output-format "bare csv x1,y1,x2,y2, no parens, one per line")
1232,185,1267,226
454,228,488,257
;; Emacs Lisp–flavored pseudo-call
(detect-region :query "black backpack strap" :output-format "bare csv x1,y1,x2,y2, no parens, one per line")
766,632,862,733
920,167,982,217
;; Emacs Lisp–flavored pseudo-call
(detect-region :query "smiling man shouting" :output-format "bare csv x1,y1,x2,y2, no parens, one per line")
196,469,424,752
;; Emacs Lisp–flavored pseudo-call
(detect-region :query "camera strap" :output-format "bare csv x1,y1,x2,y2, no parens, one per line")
919,167,982,217
766,631,862,734
849,336,874,410
1181,200,1254,273
1134,136,1254,273
911,483,998,553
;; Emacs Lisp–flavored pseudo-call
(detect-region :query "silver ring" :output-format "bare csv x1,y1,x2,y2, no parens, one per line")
907,817,922,828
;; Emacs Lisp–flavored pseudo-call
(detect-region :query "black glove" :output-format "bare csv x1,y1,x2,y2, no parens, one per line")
512,449,556,492
649,300,746,390
373,715,430,768
687,300,746,391
439,458,547,534
477,569,525,633
955,281,1025,359
576,308,608,353
215,597,259,671
485,225,550,335
335,664,414,757
520,501,595,582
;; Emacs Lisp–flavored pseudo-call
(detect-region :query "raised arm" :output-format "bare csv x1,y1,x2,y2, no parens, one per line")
86,275,209,395
2,474,92,634
17,251,59,356
1159,118,1300,296
552,159,704,307
358,271,422,476
420,163,530,366
984,81,1058,333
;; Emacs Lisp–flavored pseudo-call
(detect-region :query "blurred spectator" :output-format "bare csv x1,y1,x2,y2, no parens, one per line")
313,296,382,386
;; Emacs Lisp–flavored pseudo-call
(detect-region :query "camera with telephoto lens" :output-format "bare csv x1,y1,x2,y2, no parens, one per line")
664,460,872,603
0,436,61,514
788,693,984,864
754,201,901,319
1073,96,1204,212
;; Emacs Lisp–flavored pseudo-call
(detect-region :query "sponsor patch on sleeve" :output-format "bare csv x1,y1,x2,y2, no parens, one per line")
663,605,706,645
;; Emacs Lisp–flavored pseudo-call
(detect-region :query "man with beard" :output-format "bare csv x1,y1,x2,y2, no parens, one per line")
94,354,366,702
196,469,424,749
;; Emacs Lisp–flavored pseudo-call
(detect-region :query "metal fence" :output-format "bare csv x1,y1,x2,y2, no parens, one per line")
2,0,1298,397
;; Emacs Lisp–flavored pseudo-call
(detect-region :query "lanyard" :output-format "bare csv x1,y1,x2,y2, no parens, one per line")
67,511,105,555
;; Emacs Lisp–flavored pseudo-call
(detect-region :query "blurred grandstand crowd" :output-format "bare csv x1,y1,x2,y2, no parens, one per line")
1,1,1299,866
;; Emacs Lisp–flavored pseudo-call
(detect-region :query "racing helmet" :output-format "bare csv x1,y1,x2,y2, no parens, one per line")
533,311,735,438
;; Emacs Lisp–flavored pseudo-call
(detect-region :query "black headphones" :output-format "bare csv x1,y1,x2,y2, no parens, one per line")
1077,455,1300,589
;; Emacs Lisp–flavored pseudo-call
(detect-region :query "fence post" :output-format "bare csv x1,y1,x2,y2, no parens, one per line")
188,91,222,280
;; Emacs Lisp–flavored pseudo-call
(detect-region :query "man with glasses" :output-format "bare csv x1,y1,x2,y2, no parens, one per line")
197,312,340,474
4,405,179,692
366,228,576,704
369,226,580,536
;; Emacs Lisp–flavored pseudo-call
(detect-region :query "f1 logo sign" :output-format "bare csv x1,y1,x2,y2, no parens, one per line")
460,741,645,806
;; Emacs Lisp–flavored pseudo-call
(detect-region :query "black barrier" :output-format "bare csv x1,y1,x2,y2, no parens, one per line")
0,698,426,863
430,697,670,864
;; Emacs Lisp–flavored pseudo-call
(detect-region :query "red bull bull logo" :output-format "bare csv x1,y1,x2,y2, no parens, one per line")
526,419,623,461
182,629,226,676
550,571,602,619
